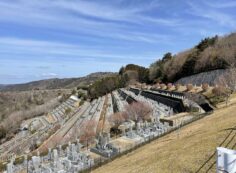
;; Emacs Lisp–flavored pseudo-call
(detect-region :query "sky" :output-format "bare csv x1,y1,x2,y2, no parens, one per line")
0,0,235,84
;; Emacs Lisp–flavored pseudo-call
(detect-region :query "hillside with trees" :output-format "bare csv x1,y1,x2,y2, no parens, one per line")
87,64,150,99
119,64,150,84
88,32,236,99
0,72,114,91
88,75,127,99
149,33,236,83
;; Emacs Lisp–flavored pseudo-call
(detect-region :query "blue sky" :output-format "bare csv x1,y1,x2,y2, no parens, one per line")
0,0,235,84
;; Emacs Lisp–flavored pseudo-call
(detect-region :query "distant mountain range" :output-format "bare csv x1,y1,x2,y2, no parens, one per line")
0,72,115,91
0,85,6,90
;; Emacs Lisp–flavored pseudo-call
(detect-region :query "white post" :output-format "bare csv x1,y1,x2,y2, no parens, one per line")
216,147,236,173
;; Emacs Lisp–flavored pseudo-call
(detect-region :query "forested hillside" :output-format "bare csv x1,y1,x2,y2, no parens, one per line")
149,33,236,83
76,32,236,100
87,64,150,99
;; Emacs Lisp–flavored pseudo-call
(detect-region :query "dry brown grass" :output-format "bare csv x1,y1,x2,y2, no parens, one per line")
216,93,236,108
93,105,236,173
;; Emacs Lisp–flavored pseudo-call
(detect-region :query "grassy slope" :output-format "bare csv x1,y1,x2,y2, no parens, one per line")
93,105,236,173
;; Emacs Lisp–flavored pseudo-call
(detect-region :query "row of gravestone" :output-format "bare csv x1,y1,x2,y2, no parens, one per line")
5,140,94,173
90,132,119,158
123,88,174,117
5,120,171,173
89,121,170,160
125,121,170,142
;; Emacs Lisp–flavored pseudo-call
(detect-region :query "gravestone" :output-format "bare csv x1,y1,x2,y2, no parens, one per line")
137,122,141,131
90,132,118,157
48,148,52,160
32,156,41,171
58,145,62,156
24,155,28,166
53,149,58,162
126,125,139,139
66,147,70,157
6,161,13,173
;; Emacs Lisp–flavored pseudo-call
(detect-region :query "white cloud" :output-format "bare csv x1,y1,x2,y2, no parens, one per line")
0,0,179,44
186,1,236,28
41,73,58,78
0,37,158,62
204,0,236,8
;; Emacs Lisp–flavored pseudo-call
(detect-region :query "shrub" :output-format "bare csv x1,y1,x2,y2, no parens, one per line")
65,108,72,115
160,84,166,90
0,126,6,139
212,86,227,96
155,83,160,89
186,84,193,91
14,156,24,165
175,84,181,91
211,86,232,105
71,89,77,95
202,83,209,92
0,162,6,172
79,100,85,106
188,107,199,113
209,96,225,106
167,83,173,90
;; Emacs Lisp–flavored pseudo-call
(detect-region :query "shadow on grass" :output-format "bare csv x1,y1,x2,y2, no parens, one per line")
195,125,236,173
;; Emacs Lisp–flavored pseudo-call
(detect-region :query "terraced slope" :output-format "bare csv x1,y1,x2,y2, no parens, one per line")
93,105,236,173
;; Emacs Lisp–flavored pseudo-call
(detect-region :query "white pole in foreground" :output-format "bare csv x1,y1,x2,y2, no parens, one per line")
216,147,236,173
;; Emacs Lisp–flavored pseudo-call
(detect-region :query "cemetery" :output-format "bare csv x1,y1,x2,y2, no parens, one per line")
121,88,174,119
46,95,80,124
0,96,81,161
1,87,222,173
103,94,114,132
4,140,94,173
111,91,128,112
90,133,118,158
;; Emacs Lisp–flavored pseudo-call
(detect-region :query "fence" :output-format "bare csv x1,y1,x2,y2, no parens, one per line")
80,111,213,173
0,111,214,173
195,125,236,173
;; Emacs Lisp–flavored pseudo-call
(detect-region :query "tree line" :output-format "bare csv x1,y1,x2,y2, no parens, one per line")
87,33,236,99
150,33,236,83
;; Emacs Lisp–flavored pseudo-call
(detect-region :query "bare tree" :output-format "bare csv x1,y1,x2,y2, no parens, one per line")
125,70,139,85
216,64,236,105
212,86,230,106
125,101,152,126
108,112,127,137
1,97,60,133
79,120,96,149
218,64,236,93
202,83,209,92
108,112,126,128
